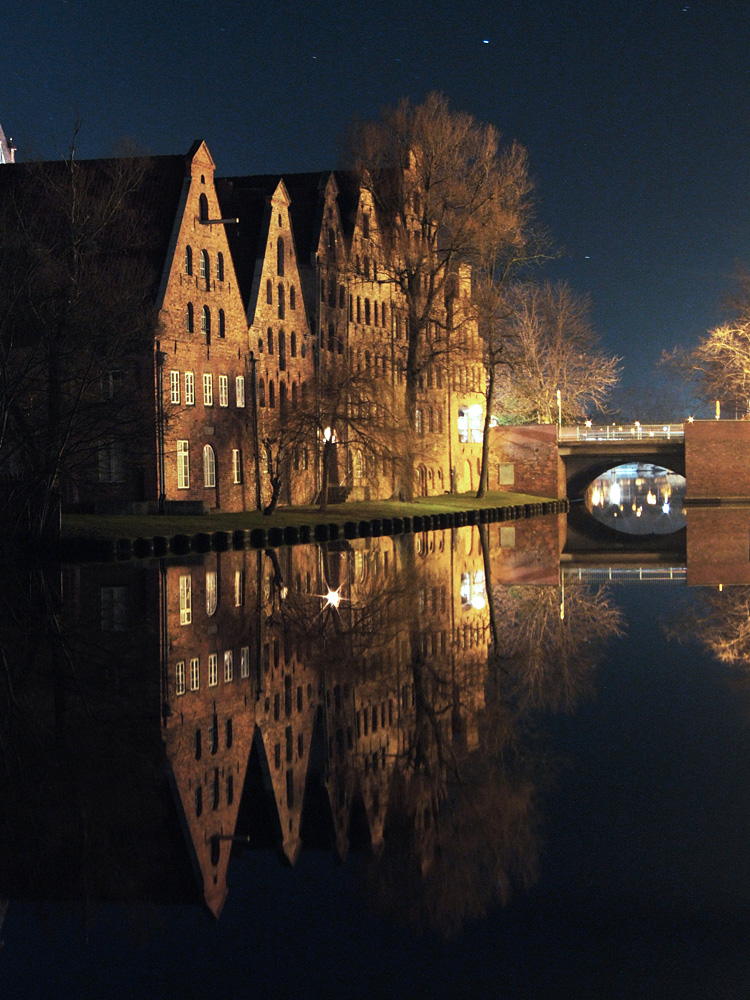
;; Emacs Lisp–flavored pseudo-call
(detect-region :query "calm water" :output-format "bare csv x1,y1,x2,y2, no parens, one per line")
3,509,750,999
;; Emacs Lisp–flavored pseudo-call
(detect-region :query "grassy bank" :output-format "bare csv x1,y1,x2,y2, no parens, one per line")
62,490,555,541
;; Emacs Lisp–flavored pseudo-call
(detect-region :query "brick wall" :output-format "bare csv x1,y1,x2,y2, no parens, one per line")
685,420,750,500
489,424,565,499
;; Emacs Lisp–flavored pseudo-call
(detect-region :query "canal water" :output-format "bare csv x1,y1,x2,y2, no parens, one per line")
2,504,750,998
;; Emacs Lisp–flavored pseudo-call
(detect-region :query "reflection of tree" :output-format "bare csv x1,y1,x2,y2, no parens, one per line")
491,580,625,714
669,586,750,667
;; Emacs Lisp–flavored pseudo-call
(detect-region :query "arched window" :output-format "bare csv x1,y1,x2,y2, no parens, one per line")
279,382,287,425
267,327,274,354
269,380,275,408
355,450,364,478
301,382,307,408
203,445,216,487
373,301,378,325
279,330,286,371
328,227,335,252
218,309,225,338
258,378,266,406
415,409,423,436
428,408,435,433
356,297,361,323
277,236,285,276
185,245,193,275
436,368,443,389
382,303,387,327
339,285,345,309
290,285,296,310
349,295,353,320
364,256,370,279
217,251,224,282
437,407,443,433
278,283,285,319
200,249,209,289
201,305,211,342
199,193,209,222
290,331,297,357
291,382,298,408
195,785,203,817
328,323,335,353
186,302,194,332
328,276,336,307
266,279,272,304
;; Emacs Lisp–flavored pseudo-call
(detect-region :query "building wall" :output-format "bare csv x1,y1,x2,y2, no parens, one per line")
489,424,565,500
685,419,750,500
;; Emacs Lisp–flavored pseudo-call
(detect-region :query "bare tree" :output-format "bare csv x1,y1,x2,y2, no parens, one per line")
495,281,621,425
350,93,533,498
0,135,159,540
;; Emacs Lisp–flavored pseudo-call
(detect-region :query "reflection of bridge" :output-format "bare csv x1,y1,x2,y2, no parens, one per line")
562,565,687,585
558,423,686,498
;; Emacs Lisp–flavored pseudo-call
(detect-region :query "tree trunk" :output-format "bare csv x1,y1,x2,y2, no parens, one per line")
477,365,495,499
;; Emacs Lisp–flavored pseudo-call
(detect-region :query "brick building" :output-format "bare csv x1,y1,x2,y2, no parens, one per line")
0,139,488,516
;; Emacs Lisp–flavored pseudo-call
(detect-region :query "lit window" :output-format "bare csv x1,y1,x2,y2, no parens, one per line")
170,370,180,404
185,245,193,275
415,409,423,435
208,652,218,687
235,570,245,606
190,657,200,691
240,646,250,678
232,448,243,484
186,302,194,332
177,440,190,489
219,375,228,407
203,444,216,487
206,570,218,616
217,251,224,282
224,650,234,683
235,376,245,407
179,574,192,625
203,373,213,406
175,660,186,696
184,372,195,405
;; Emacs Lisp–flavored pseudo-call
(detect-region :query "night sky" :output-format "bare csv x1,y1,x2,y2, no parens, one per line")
3,0,749,414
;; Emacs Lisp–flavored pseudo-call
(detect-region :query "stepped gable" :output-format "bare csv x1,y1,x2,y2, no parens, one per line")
0,122,15,163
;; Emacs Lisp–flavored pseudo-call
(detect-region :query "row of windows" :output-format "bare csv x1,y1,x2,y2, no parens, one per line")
170,372,245,408
178,570,247,624
256,377,307,412
177,444,245,490
194,771,234,819
257,327,302,365
185,246,224,286
349,296,388,328
414,407,444,435
186,303,226,341
175,647,251,695
266,279,296,318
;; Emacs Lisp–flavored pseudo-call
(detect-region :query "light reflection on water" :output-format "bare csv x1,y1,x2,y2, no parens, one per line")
586,462,687,534
2,514,750,996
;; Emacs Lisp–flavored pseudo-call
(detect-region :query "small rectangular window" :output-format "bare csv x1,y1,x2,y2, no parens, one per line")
208,653,218,687
235,376,245,407
179,574,192,625
497,462,514,486
170,370,180,404
224,650,234,683
175,660,186,696
203,373,213,406
219,374,228,407
240,645,250,678
232,448,243,484
184,372,195,405
499,526,516,548
177,440,190,489
189,656,200,691
235,570,245,606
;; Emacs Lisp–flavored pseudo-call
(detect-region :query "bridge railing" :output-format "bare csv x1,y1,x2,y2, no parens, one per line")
559,423,685,443
563,566,687,584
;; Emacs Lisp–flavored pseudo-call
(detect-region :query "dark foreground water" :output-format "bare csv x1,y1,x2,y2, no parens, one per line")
3,513,750,999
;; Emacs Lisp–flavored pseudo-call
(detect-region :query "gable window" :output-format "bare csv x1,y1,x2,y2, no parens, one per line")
218,308,225,338
269,380,275,408
200,249,209,289
277,236,285,276
356,297,361,323
206,570,218,615
364,299,371,325
217,251,224,282
208,652,218,687
266,279,272,304
232,448,243,483
201,306,211,343
170,370,180,405
185,372,195,405
179,574,192,625
240,646,250,678
235,375,245,407
328,276,336,307
279,382,287,425
415,409,423,436
279,330,286,371
291,382,298,408
219,374,228,407
258,378,266,407
267,327,274,354
278,283,285,319
224,650,234,683
362,213,370,239
235,570,245,606
203,373,213,406
175,661,186,696
339,285,345,309
290,285,296,310
185,245,193,275
290,332,297,358
364,256,370,279
382,303,387,327
203,444,216,487
177,440,190,489
199,193,209,222
186,302,194,332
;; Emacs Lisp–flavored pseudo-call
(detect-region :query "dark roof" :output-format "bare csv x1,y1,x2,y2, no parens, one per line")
215,176,276,311
0,153,188,300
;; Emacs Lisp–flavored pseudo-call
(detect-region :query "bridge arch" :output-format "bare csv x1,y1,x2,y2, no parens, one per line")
560,442,685,499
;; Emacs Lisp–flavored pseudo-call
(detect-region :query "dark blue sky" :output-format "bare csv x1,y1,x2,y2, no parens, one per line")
3,0,749,413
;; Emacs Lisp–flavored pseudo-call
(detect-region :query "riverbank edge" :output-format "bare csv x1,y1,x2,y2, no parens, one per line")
56,491,569,563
